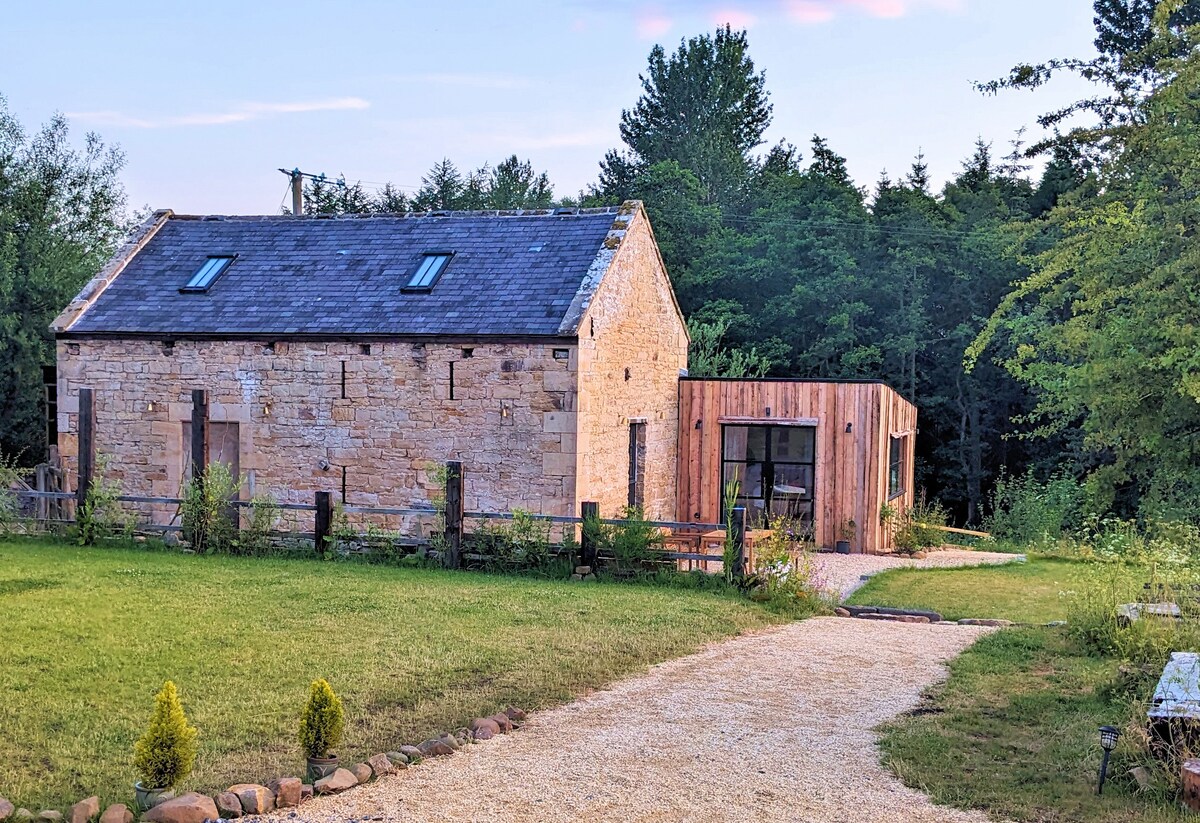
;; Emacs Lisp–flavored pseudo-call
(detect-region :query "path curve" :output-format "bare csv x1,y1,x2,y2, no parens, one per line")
267,618,997,823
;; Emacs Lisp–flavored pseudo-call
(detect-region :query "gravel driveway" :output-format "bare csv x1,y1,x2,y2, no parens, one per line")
269,618,996,823
815,548,1023,599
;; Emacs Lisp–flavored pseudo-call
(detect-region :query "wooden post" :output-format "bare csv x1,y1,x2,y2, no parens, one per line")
1183,759,1200,812
314,491,333,557
190,389,208,485
76,388,95,519
443,460,463,569
731,505,747,580
580,501,599,567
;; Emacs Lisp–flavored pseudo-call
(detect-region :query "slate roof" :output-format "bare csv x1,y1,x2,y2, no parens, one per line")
62,207,630,338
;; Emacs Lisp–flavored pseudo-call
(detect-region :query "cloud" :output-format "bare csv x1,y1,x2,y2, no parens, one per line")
635,11,674,39
67,97,370,129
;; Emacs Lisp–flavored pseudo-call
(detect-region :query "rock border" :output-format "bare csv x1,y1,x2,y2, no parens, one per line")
0,706,529,823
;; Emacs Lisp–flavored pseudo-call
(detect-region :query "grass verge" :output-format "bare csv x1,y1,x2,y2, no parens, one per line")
0,539,780,811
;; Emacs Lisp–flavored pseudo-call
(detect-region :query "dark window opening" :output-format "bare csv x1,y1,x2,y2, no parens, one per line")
340,361,347,399
552,348,570,360
403,252,452,291
161,341,175,356
628,421,647,510
341,466,347,504
264,342,276,354
360,343,372,356
624,367,631,382
721,425,815,526
42,365,57,453
461,347,474,358
181,255,235,292
889,434,908,500
449,361,456,400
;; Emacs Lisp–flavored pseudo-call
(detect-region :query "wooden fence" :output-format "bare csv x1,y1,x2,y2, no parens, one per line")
11,457,749,577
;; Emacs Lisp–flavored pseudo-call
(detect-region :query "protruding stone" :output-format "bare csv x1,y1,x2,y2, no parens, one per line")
228,784,274,815
213,792,242,819
398,745,423,762
504,706,526,721
349,762,372,784
834,607,851,617
0,799,14,822
267,777,302,809
314,768,358,795
470,717,501,736
490,713,513,733
439,733,461,750
68,797,99,823
574,566,592,575
473,726,495,741
300,785,313,804
13,811,33,823
417,738,455,757
366,753,395,778
97,805,132,823
141,793,219,823
385,751,409,767
35,813,62,823
958,618,1014,627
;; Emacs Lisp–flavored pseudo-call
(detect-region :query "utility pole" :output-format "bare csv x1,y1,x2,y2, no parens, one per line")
278,167,304,215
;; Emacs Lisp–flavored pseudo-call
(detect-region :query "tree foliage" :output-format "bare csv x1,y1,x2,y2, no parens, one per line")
298,678,345,759
133,680,198,789
0,97,128,464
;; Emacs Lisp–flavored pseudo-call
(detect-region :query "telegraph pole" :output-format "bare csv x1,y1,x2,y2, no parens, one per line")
278,167,304,215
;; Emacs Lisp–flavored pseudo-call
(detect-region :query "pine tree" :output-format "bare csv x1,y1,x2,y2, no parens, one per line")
133,681,198,789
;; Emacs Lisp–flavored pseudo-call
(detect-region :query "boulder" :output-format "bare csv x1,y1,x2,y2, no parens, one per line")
141,793,219,823
834,607,851,617
97,806,132,823
398,745,423,763
490,713,513,733
417,738,455,757
314,768,358,795
504,706,526,721
213,792,242,819
958,618,1014,627
570,574,583,581
227,784,274,815
0,799,14,822
473,726,495,741
574,566,592,576
470,717,501,736
13,811,32,823
438,733,461,751
35,813,61,823
300,785,313,804
68,797,99,823
385,751,409,767
856,613,929,623
349,762,373,784
267,777,302,809
875,606,943,623
366,753,395,779
453,727,472,741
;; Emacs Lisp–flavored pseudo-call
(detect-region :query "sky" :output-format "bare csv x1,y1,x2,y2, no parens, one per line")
2,0,1101,215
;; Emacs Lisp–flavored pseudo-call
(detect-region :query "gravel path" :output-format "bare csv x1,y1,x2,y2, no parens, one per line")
815,548,1024,599
268,618,997,823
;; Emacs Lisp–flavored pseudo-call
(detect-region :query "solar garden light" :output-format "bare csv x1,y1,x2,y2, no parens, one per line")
1097,725,1121,794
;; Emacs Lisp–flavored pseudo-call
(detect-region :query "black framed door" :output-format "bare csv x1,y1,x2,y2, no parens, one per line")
720,425,815,525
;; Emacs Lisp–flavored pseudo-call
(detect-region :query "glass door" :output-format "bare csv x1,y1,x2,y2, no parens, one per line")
720,425,815,526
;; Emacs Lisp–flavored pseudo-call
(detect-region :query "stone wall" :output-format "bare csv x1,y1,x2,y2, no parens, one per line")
56,338,580,526
575,208,689,521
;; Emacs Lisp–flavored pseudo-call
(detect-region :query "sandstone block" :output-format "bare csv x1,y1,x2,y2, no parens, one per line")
140,793,218,823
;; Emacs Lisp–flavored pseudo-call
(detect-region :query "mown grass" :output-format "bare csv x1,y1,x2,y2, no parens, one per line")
857,557,1187,822
847,556,1095,623
0,539,781,812
881,627,1188,822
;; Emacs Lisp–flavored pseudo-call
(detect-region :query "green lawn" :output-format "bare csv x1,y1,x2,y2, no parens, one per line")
854,556,1186,822
0,540,780,812
848,556,1093,623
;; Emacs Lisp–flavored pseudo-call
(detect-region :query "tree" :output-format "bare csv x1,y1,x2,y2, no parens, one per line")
687,318,771,378
0,98,128,463
599,26,772,207
486,155,553,209
411,158,463,211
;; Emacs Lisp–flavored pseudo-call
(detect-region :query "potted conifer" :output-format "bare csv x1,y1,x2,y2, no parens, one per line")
300,678,345,783
835,519,856,554
133,680,198,811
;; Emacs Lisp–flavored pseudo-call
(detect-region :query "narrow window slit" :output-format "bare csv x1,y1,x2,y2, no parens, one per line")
340,361,347,399
449,361,456,400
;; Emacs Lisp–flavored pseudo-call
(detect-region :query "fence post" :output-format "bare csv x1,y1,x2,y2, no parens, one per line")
76,387,95,522
580,501,599,567
731,505,747,580
190,389,208,486
443,460,463,569
314,490,333,557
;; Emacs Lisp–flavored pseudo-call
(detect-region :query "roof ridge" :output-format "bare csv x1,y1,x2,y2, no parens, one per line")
169,205,626,222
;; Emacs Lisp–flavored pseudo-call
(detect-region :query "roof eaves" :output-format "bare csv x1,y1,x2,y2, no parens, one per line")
50,209,174,333
556,200,642,335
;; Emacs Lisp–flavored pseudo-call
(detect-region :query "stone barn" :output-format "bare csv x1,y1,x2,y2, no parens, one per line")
51,200,918,552
52,202,688,524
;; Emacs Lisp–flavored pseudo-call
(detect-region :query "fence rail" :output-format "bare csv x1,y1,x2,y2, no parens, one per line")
10,459,750,578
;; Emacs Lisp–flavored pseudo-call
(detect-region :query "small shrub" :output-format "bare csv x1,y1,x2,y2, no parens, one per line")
473,509,556,572
584,506,664,574
77,454,136,545
179,462,240,554
748,518,830,615
231,492,280,556
0,454,24,534
985,469,1085,548
298,678,345,760
889,493,948,553
133,681,198,789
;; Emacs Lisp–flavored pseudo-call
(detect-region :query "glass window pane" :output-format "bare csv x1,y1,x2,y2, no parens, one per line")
723,427,749,461
722,461,763,498
772,426,814,463
744,427,767,462
772,464,812,500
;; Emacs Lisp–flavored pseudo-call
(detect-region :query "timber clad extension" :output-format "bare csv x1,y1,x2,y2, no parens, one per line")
52,200,918,553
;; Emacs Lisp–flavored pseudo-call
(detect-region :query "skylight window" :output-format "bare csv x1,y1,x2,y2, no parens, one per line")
181,255,235,293
404,252,452,291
